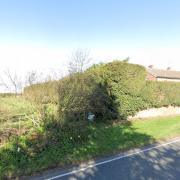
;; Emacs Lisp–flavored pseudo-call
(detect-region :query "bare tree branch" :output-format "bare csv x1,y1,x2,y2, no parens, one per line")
68,49,92,74
0,76,9,90
25,70,38,86
1,69,22,95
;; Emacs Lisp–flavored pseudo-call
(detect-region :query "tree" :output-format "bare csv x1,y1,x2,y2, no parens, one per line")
122,57,130,63
25,70,38,86
0,76,9,90
68,49,91,74
0,70,22,95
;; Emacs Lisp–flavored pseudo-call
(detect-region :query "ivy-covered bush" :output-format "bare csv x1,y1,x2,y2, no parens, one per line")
87,61,148,119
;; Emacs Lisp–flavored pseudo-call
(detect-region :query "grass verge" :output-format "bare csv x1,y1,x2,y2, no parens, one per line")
0,115,180,179
0,96,38,145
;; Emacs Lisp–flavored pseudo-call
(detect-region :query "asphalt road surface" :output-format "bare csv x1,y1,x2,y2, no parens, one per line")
29,138,180,180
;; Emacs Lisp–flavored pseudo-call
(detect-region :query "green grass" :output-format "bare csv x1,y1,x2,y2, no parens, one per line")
1,112,180,179
133,116,180,139
1,96,180,178
0,96,35,115
0,96,38,145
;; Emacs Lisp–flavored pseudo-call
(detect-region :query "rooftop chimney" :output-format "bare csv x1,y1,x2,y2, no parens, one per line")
148,65,154,69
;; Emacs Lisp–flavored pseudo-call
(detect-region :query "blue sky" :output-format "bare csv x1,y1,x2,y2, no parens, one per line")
1,0,180,48
0,0,180,82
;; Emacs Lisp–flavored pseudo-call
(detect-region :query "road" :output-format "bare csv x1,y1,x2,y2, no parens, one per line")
29,138,180,180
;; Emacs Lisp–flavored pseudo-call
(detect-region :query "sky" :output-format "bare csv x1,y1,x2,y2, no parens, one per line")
0,0,180,91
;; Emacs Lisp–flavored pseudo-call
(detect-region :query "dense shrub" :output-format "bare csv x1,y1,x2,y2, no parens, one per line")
57,61,180,120
58,72,117,123
142,81,180,107
87,61,148,119
24,60,180,121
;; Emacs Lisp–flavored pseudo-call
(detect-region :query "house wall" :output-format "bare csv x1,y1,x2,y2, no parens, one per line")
146,72,180,82
157,77,180,82
129,106,180,119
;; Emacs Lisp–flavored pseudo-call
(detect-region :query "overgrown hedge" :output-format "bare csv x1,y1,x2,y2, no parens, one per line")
87,61,148,119
23,80,58,104
24,61,180,120
58,72,117,123
89,61,180,118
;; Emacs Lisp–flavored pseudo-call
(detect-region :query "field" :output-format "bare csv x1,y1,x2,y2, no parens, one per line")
0,96,38,145
1,96,180,179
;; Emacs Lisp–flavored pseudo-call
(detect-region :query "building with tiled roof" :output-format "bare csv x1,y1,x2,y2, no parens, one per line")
147,66,180,82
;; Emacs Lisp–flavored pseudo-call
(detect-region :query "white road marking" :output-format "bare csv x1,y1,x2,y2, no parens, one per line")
47,138,180,180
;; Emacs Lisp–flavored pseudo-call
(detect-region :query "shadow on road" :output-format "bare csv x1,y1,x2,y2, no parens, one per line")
64,142,180,180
